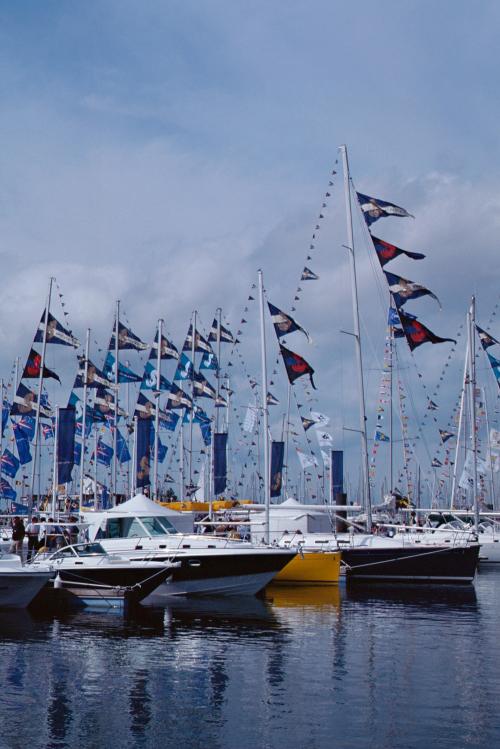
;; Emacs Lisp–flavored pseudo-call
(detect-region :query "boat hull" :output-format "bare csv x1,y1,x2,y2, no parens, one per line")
0,570,53,608
273,551,341,584
342,544,480,584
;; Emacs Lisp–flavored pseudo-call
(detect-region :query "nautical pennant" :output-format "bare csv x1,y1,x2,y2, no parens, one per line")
476,325,499,350
199,351,219,371
279,345,316,389
356,192,414,227
103,352,142,384
12,423,32,465
167,383,192,410
74,358,109,389
183,325,213,353
141,361,172,392
439,429,455,444
22,349,61,383
1,449,20,478
149,331,179,360
301,416,316,431
398,311,456,351
266,391,279,406
208,319,235,344
301,267,319,281
193,371,217,400
268,303,311,343
173,353,194,381
384,272,440,309
11,383,52,418
35,311,79,348
371,235,425,267
109,321,148,351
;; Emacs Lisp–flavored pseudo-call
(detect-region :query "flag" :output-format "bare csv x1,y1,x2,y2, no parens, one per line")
149,331,179,360
167,383,192,410
193,371,217,399
371,235,425,267
270,441,284,498
12,423,32,465
199,351,218,370
316,431,334,447
428,400,438,411
384,271,440,309
93,387,125,422
135,393,156,420
200,420,212,447
11,383,52,418
183,325,212,353
332,450,343,496
356,192,414,226
159,409,180,432
398,312,456,351
69,392,94,433
296,447,318,470
183,405,211,425
432,458,442,467
266,391,279,406
310,411,330,429
214,433,228,495
173,353,194,381
375,430,390,443
439,429,455,444
110,321,148,351
73,358,109,389
476,325,499,350
95,438,113,467
279,345,316,389
388,307,401,326
209,319,235,344
57,407,76,484
141,361,171,392
301,267,319,281
41,424,54,440
104,352,142,384
116,429,131,464
74,441,82,467
301,416,316,431
268,303,311,342
35,311,79,348
22,349,61,383
150,428,168,464
2,399,10,438
490,428,500,453
0,477,16,501
1,449,20,479
487,352,500,384
14,415,35,441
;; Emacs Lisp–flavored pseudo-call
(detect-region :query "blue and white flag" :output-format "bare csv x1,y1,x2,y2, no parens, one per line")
268,302,311,342
385,271,440,309
167,383,192,410
149,331,179,360
183,325,213,353
173,353,194,381
35,311,79,348
14,414,36,441
209,319,234,344
57,407,76,484
159,409,179,432
301,267,319,281
74,358,109,389
109,321,148,351
2,398,10,438
356,192,414,227
95,439,113,466
140,361,172,392
199,351,218,371
375,430,390,443
12,423,32,465
0,477,16,502
194,371,217,400
477,325,500,351
116,429,131,464
11,383,51,418
104,352,142,384
1,449,20,479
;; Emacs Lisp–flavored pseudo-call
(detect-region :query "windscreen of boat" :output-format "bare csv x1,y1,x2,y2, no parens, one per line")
97,515,176,539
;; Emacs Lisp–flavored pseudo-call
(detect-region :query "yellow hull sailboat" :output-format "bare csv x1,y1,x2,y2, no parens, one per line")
272,550,341,584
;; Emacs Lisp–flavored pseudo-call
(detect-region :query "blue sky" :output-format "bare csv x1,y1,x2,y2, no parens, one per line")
1,1,499,499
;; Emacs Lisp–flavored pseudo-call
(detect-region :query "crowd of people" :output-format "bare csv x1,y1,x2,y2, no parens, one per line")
7,515,80,563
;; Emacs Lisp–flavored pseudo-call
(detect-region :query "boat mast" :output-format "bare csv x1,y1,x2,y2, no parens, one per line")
188,310,197,494
467,296,480,532
339,145,372,529
450,334,469,509
79,328,90,515
51,405,59,517
29,276,53,515
258,269,270,543
153,318,163,500
112,300,120,504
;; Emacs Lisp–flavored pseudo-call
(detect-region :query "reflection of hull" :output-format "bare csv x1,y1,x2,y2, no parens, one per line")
266,583,341,608
273,551,341,584
141,550,295,603
342,544,480,584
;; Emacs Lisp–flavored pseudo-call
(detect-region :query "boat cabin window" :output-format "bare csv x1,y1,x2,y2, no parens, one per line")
96,516,175,539
52,547,78,559
73,543,106,556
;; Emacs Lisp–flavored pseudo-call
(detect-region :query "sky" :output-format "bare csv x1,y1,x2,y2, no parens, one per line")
1,0,499,501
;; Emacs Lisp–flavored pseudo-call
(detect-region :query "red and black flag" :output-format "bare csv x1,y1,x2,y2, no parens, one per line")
22,349,61,383
398,312,456,351
279,344,316,389
371,235,425,267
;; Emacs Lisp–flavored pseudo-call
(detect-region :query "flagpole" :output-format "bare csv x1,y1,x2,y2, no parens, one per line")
215,307,222,433
483,387,496,511
467,296,480,533
112,300,120,505
189,311,197,494
93,425,98,509
179,416,185,500
339,145,372,531
132,415,138,496
389,304,394,493
29,276,53,516
79,328,90,515
258,269,270,544
153,318,163,500
51,406,59,518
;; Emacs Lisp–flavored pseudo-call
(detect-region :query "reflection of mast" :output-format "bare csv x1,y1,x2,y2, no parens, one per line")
29,276,53,515
339,146,371,528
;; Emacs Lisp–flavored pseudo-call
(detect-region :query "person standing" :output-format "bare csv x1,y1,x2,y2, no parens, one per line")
10,517,26,562
25,516,41,561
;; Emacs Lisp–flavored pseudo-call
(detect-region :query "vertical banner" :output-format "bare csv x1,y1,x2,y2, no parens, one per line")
136,418,152,488
213,432,228,495
58,407,76,484
331,450,343,497
270,441,285,498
